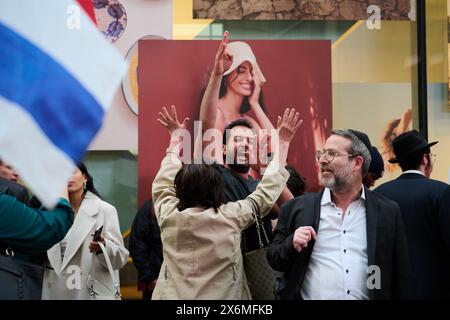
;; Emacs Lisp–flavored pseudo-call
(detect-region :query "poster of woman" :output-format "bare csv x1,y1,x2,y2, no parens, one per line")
138,35,332,203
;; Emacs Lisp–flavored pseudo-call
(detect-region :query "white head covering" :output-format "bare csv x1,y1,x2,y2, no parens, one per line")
223,42,266,84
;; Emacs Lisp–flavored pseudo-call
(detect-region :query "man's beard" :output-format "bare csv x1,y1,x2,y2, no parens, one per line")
321,174,342,190
226,148,251,174
320,165,352,190
228,163,251,174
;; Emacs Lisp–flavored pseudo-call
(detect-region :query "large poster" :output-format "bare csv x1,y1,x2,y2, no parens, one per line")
138,40,332,204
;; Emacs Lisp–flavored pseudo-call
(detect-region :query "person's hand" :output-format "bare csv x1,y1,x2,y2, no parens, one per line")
89,236,105,254
293,226,317,252
276,108,303,144
257,131,275,167
248,72,262,107
213,31,233,76
157,105,190,135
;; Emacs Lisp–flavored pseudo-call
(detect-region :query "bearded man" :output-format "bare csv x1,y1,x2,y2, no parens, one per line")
219,118,293,253
267,129,412,300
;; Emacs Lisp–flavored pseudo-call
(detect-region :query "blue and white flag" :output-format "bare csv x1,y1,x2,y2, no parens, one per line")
0,0,128,208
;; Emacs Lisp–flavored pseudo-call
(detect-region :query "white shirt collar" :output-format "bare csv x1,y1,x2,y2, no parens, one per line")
402,170,425,176
321,185,366,206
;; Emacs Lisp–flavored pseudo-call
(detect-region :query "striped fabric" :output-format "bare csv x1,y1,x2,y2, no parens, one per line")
0,0,127,207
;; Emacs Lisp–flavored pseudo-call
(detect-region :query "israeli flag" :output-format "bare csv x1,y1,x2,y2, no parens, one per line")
0,0,128,208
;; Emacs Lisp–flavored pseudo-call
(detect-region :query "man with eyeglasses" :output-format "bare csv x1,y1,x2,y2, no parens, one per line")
375,130,450,299
268,129,412,300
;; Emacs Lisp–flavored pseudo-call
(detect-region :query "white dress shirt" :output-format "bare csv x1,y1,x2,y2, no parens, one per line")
301,187,370,300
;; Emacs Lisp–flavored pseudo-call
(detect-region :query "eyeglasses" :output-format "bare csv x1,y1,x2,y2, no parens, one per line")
315,149,357,162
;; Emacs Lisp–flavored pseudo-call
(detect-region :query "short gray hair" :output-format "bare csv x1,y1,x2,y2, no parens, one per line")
331,129,372,176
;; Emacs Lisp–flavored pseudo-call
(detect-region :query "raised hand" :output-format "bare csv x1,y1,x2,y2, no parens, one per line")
276,108,303,144
157,105,190,135
89,235,105,254
213,31,233,76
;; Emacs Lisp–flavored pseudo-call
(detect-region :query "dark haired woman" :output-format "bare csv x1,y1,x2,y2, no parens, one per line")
41,163,128,299
152,105,302,299
196,31,274,165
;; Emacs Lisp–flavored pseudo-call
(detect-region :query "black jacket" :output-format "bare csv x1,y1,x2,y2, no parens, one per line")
220,166,274,252
267,188,412,300
129,200,163,284
375,173,450,299
0,178,29,205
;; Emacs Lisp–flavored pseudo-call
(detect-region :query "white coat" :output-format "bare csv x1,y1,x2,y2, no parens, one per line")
41,191,129,300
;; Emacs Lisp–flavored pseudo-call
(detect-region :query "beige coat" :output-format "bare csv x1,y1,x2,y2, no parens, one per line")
151,154,289,300
41,192,129,300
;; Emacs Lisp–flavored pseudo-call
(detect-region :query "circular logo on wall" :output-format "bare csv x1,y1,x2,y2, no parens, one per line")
122,35,166,116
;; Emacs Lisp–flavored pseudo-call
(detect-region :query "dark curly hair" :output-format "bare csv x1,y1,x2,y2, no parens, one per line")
174,162,225,212
222,118,253,146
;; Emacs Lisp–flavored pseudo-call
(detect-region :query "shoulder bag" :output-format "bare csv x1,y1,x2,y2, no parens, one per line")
86,242,121,300
243,198,277,300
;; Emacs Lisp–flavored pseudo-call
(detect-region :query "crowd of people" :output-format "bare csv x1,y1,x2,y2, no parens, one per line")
1,31,449,300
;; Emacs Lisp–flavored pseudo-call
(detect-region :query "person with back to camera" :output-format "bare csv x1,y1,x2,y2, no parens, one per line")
152,105,302,299
375,130,450,299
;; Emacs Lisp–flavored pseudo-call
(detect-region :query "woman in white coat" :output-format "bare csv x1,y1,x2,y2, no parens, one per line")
42,163,129,300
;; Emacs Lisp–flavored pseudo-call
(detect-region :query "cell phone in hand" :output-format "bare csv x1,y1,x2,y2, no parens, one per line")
92,225,103,242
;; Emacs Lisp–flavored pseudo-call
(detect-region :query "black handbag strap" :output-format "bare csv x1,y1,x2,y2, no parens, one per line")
247,197,270,248
227,171,272,251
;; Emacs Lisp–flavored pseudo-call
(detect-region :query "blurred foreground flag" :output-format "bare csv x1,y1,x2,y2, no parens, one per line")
0,0,127,208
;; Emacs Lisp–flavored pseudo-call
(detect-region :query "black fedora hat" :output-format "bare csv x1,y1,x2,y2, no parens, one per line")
389,130,438,163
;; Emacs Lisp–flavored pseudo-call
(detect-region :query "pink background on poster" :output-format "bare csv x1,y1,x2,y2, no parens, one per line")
138,40,332,205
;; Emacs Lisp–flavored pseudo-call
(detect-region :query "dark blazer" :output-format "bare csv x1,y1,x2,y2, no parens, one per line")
375,173,450,299
129,200,163,289
0,178,29,205
267,187,412,300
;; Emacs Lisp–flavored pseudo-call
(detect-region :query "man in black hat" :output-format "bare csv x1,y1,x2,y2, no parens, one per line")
375,130,450,299
268,129,411,300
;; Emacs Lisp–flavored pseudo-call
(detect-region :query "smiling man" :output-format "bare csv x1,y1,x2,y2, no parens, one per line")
267,129,412,300
220,119,285,253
